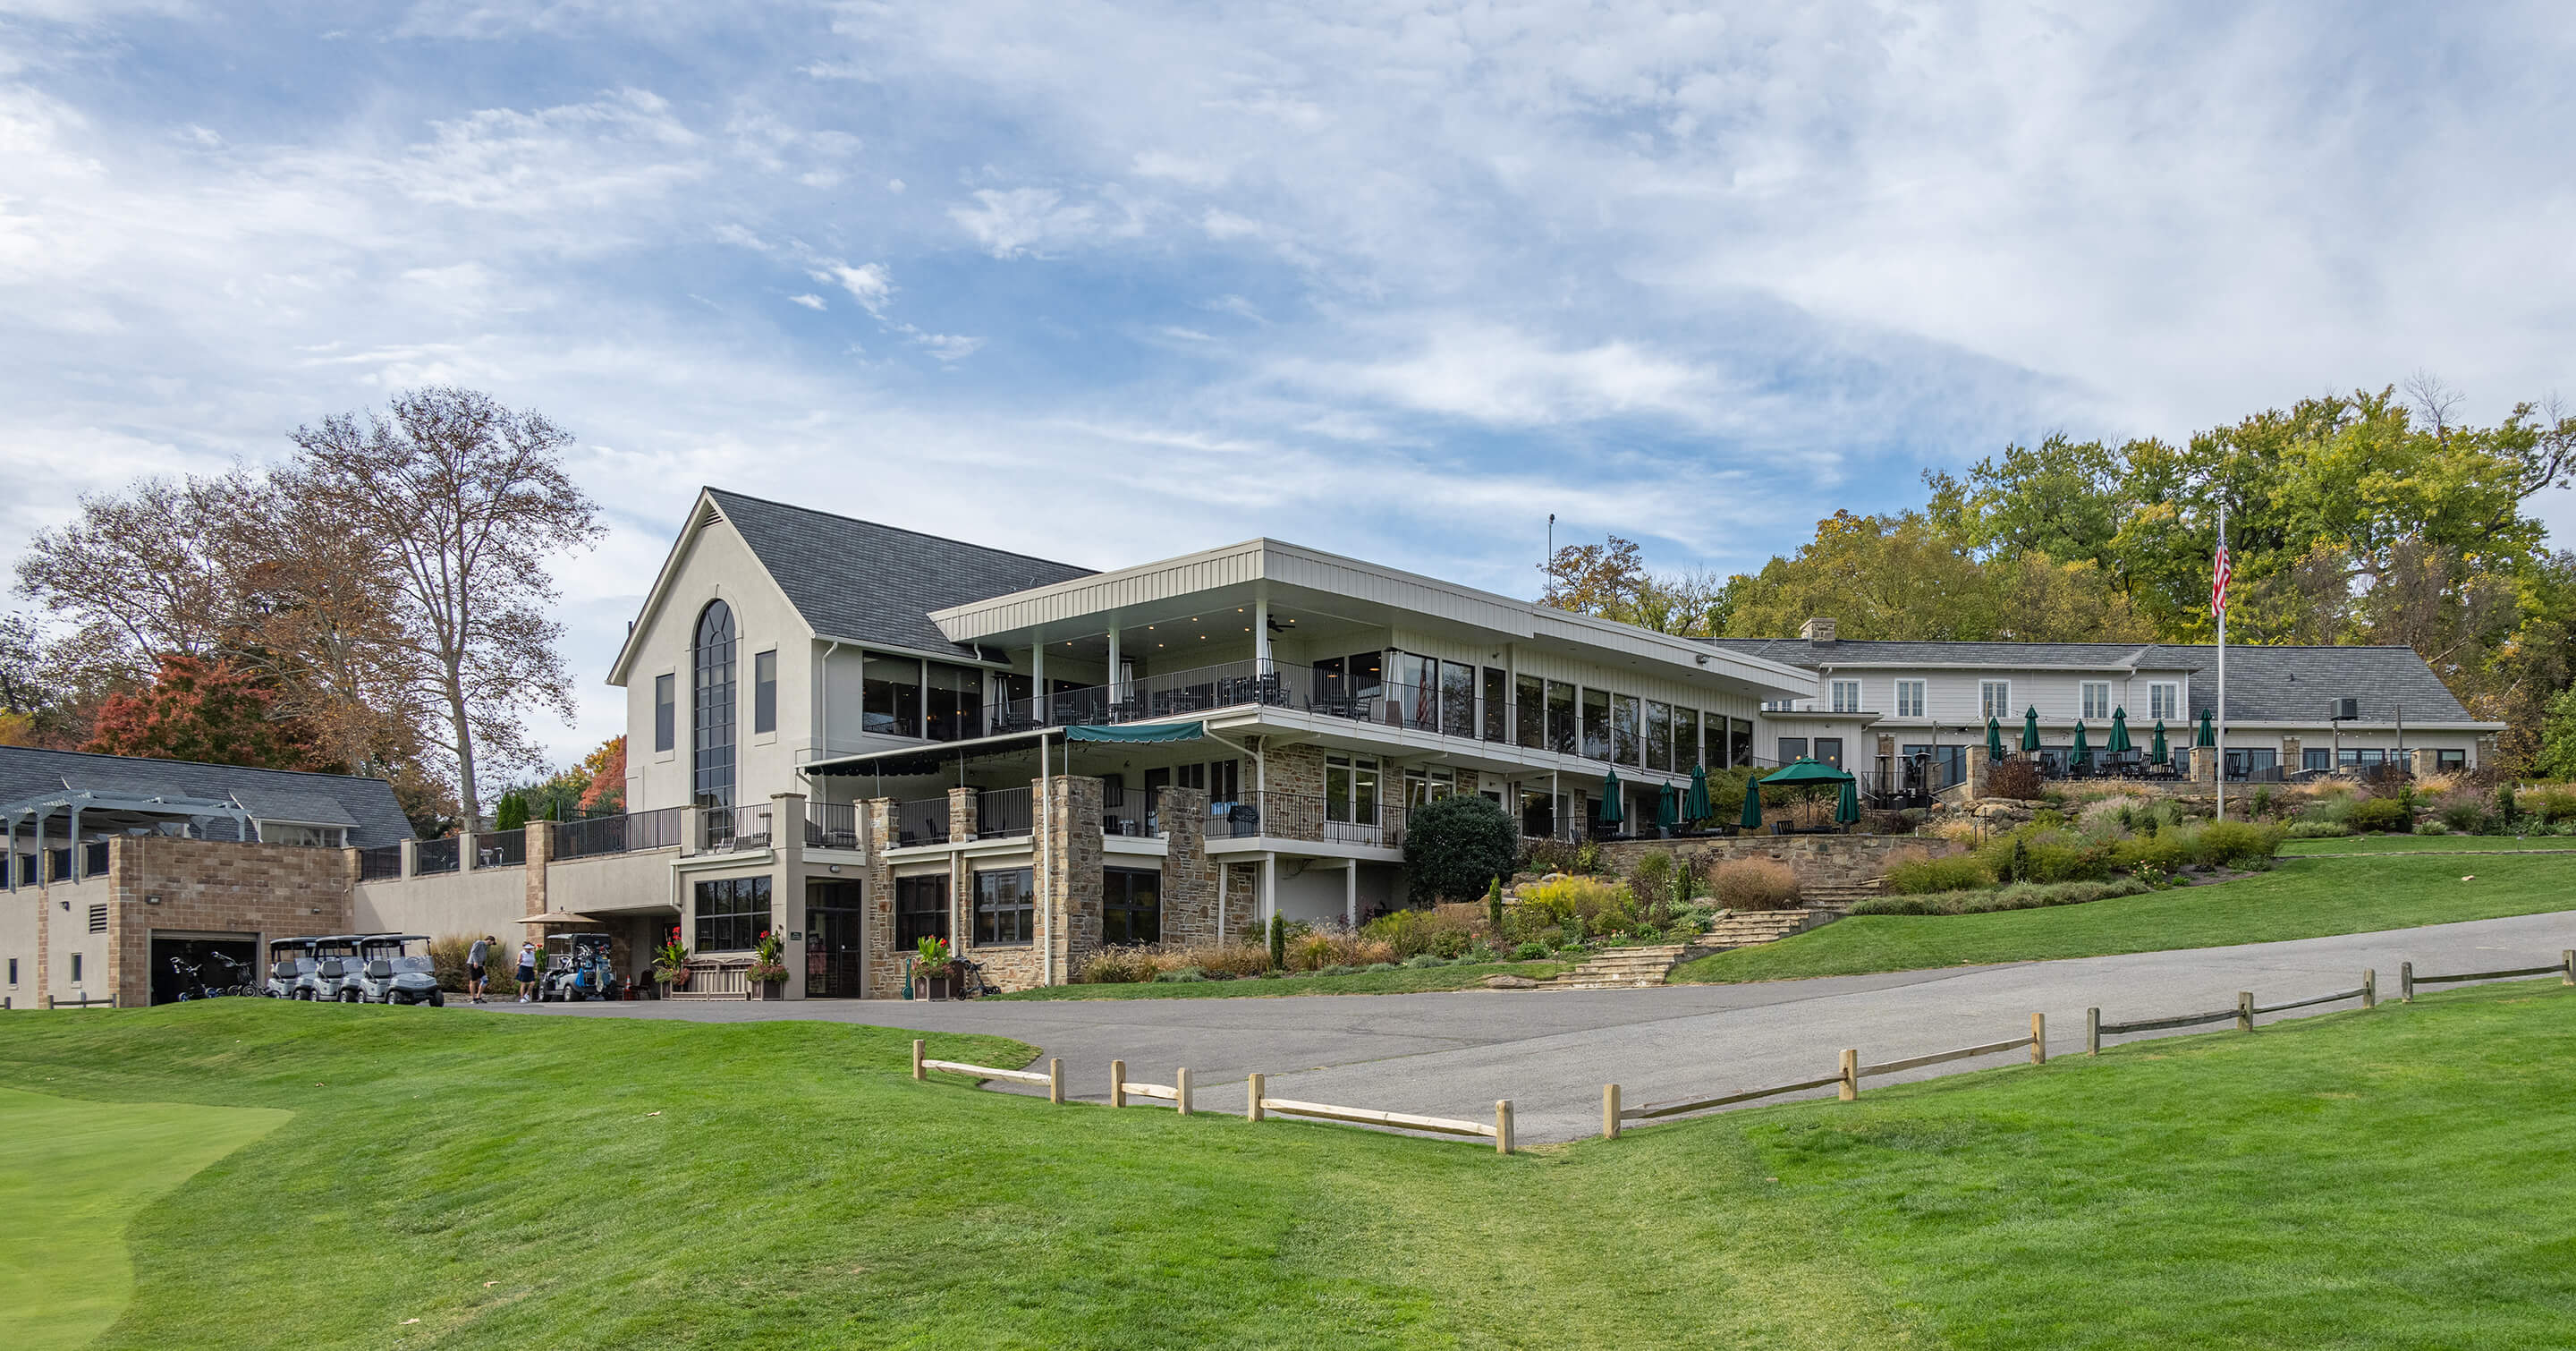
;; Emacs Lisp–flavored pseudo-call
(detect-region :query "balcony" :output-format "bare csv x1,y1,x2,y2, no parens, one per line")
553,807,684,861
1203,791,1409,851
804,800,866,851
702,805,773,853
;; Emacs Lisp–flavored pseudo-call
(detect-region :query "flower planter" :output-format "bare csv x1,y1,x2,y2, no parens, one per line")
659,967,691,990
751,979,787,1001
917,973,954,1001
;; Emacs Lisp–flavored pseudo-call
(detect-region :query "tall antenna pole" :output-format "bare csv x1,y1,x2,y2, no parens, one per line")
1546,514,1555,599
2216,501,2228,823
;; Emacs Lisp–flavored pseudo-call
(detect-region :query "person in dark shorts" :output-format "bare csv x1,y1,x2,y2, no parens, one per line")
515,939,538,1002
467,934,495,1004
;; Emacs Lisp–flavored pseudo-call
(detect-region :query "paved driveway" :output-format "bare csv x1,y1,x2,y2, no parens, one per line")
483,909,2576,1143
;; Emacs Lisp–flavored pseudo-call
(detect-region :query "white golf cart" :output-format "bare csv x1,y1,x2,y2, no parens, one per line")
265,937,321,998
352,934,445,1006
309,935,368,1002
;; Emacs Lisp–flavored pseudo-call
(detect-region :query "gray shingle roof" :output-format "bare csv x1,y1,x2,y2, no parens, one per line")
0,747,412,846
708,489,1094,656
1700,638,2480,725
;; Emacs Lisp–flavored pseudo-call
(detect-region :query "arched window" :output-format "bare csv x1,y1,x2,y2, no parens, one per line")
692,600,737,810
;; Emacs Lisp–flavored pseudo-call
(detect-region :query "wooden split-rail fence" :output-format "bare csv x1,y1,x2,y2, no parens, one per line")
907,950,2576,1155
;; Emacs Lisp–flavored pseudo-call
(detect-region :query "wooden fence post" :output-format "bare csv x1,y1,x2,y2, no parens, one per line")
1048,1058,1063,1105
1247,1072,1265,1122
1838,1048,1859,1100
2236,991,2254,1032
1110,1059,1126,1109
1602,1084,1621,1140
2363,969,2376,1009
2030,1013,2046,1064
1176,1067,1192,1116
2401,961,2414,1003
1496,1100,1514,1155
2086,1007,2101,1056
911,1039,924,1081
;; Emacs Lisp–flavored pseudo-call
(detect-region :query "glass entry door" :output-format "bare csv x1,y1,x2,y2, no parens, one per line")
805,880,866,998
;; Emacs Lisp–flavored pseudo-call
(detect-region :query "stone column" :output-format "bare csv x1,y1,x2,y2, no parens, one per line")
862,798,900,998
948,786,978,844
2279,736,2302,775
1962,744,1990,802
1042,776,1104,986
398,837,419,879
457,829,479,872
2190,746,2217,786
523,817,552,920
679,806,702,857
1160,786,1214,945
770,791,805,998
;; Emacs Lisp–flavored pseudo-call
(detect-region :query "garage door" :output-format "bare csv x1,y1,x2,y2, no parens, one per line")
150,931,259,1005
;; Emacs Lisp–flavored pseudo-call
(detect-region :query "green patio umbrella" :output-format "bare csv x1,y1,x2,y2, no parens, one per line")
2071,720,2091,767
1835,777,1862,825
1986,716,2004,759
1654,784,1679,830
1760,758,1857,786
2108,707,2132,754
1739,775,1764,830
2021,706,2043,752
1597,769,1624,826
2196,708,2216,748
2150,719,2170,764
1683,764,1712,822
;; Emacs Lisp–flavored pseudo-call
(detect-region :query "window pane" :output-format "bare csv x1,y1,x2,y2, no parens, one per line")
1779,736,1808,761
1326,758,1352,824
1440,661,1476,738
1814,737,1843,769
1582,688,1613,760
1482,667,1507,742
975,868,1033,946
693,602,737,810
1514,674,1544,748
753,650,778,734
1644,701,1673,771
925,662,983,743
895,875,950,948
1675,708,1700,770
1104,868,1161,947
694,875,771,952
1730,718,1753,768
1611,694,1640,765
655,674,675,752
1547,681,1577,754
864,656,922,738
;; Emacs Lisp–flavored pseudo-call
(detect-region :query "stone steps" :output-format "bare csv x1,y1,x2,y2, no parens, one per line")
1549,943,1695,990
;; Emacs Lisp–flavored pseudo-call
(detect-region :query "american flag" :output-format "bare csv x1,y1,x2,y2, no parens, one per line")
2211,540,2233,616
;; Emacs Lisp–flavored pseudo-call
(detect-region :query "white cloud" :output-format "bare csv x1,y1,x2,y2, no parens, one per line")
948,186,1099,259
812,261,892,316
789,293,825,310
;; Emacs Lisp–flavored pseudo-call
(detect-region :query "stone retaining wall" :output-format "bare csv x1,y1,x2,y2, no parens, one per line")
1590,833,1967,889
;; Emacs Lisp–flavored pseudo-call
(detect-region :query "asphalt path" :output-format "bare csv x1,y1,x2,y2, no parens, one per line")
479,909,2576,1143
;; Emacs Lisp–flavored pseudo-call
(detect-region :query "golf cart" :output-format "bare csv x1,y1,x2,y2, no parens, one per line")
352,934,445,1006
536,932,619,1002
266,937,321,998
309,935,368,1002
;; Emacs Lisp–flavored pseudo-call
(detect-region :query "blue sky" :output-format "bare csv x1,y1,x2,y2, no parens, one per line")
4,1,2574,768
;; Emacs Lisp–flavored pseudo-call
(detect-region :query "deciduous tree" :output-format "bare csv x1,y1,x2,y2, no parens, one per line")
83,653,335,771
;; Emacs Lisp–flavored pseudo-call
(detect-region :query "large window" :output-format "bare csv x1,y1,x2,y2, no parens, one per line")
692,601,737,809
973,868,1033,946
1814,736,1844,769
1729,717,1753,768
1829,680,1862,714
753,650,777,734
925,661,983,743
1547,681,1577,754
654,674,675,752
864,655,921,737
2148,682,2182,722
895,875,949,948
1894,679,1926,719
1675,707,1699,771
1482,667,1508,742
1440,660,1477,738
1609,694,1640,765
1778,736,1809,762
1325,755,1380,825
1644,701,1673,771
2436,749,2465,769
693,875,769,952
1104,868,1161,946
2303,749,2334,771
1515,673,1544,748
1582,687,1613,760
2081,681,2112,721
1979,680,2012,721
1394,652,1437,729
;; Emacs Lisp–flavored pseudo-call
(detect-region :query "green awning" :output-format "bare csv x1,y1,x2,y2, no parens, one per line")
1064,722,1204,743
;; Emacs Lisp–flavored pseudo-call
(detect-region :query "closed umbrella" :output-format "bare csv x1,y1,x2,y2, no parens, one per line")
2021,706,2043,752
1986,717,2004,759
1835,777,1861,825
2108,707,2132,754
2071,720,2091,768
2196,708,2216,748
1597,769,1624,827
1684,764,1712,823
1739,775,1764,831
1654,784,1678,831
2150,719,2170,765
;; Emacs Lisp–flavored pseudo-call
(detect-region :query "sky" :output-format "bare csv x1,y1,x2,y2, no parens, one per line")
4,1,2575,770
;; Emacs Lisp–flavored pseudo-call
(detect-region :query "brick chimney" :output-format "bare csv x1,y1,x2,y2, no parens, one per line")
1801,616,1837,646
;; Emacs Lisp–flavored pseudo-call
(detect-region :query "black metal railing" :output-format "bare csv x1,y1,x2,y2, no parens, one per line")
553,806,683,861
804,800,864,851
1202,791,1408,849
976,786,1032,839
415,837,461,875
700,805,773,853
358,844,404,880
476,828,527,869
894,796,951,847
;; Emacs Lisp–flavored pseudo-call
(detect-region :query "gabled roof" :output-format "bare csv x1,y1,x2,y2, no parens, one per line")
608,489,1097,682
0,747,411,846
1701,637,2484,726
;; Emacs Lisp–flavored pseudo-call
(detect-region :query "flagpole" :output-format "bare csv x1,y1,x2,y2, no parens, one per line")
2216,502,2227,823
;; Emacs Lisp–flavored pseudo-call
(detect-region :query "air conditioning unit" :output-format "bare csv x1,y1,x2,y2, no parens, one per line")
2329,698,2359,721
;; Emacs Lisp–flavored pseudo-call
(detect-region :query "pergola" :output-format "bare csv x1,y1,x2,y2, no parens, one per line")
1,787,254,889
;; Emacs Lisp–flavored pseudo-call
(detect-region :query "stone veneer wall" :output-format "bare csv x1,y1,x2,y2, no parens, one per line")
1219,861,1260,946
859,799,902,998
1590,833,1965,891
1157,786,1217,947
102,837,359,1006
1043,776,1106,984
1262,739,1326,803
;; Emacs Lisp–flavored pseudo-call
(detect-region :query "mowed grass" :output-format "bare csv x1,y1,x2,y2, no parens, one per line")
2282,832,2576,855
1672,852,2576,984
0,1086,288,1351
4,985,2575,1348
988,958,1568,1000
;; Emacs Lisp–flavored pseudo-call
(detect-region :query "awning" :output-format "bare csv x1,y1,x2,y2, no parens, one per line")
1065,721,1204,743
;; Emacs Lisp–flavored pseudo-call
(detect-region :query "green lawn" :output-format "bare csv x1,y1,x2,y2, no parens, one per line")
2282,832,2576,854
988,958,1567,1000
1673,852,2576,984
0,1085,288,1351
5,985,2574,1347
